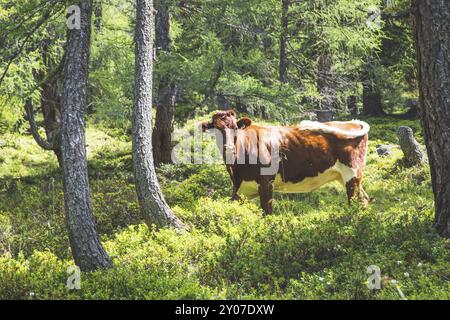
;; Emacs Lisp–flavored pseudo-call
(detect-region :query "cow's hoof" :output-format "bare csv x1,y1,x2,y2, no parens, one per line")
362,198,370,209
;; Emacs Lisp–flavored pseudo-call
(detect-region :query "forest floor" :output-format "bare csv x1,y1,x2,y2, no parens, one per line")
0,116,448,299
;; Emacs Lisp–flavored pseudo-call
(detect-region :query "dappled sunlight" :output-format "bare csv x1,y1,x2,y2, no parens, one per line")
0,133,58,179
0,118,447,299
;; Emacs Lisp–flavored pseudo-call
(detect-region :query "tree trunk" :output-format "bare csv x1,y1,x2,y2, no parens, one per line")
40,79,63,166
403,99,420,119
348,95,357,116
93,0,103,33
60,0,112,270
153,81,177,164
362,61,384,116
203,56,223,104
413,0,450,237
133,0,185,229
279,0,289,83
39,39,62,165
316,54,335,119
27,38,63,167
316,110,334,122
362,79,384,116
154,0,170,54
152,0,176,165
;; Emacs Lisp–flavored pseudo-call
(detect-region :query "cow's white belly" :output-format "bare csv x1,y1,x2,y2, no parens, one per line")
237,161,356,199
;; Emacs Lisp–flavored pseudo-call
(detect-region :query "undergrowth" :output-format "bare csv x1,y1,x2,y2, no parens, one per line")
0,117,448,300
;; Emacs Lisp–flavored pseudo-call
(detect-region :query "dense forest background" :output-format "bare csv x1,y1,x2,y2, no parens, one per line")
0,0,448,299
0,0,419,129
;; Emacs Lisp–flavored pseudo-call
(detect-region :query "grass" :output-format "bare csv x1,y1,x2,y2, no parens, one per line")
0,116,448,300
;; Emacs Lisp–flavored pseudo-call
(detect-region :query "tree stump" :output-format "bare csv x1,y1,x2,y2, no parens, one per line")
397,126,426,166
347,95,358,116
316,109,334,122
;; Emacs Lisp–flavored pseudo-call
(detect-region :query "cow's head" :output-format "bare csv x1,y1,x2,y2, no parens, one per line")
201,110,252,132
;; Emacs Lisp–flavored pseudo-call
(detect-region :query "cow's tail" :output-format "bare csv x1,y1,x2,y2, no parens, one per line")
298,120,370,139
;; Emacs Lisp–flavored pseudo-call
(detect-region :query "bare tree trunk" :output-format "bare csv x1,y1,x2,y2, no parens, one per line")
413,0,450,238
348,95,357,116
93,0,103,33
153,81,177,164
133,0,185,229
38,42,63,166
28,76,63,167
26,73,63,167
316,54,335,119
41,81,62,166
203,56,223,104
152,0,176,165
362,80,384,116
60,0,112,270
362,62,385,116
279,0,289,83
26,39,63,166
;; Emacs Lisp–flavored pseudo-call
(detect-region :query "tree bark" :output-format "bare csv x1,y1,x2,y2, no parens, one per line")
25,100,57,152
403,98,420,119
203,56,223,104
362,79,384,116
26,39,63,166
413,0,450,237
39,73,63,166
152,0,176,165
348,95,357,116
279,0,289,83
133,0,185,229
153,81,177,164
60,0,112,270
93,0,103,33
316,54,335,119
361,60,385,116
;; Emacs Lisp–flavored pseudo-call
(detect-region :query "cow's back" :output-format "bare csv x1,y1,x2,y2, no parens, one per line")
234,121,369,197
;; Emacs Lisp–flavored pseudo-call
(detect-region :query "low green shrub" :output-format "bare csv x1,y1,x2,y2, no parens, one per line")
0,116,448,300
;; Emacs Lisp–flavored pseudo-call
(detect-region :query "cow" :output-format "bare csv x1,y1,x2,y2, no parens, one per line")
201,110,370,215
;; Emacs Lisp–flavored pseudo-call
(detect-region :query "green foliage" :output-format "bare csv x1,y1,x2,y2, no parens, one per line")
0,0,418,132
370,0,418,113
0,117,448,300
160,164,231,210
89,2,135,129
364,116,423,144
0,0,66,132
0,0,440,301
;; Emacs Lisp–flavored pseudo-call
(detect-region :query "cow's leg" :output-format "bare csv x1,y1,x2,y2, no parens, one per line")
358,169,370,208
346,173,369,208
259,177,274,215
346,177,361,204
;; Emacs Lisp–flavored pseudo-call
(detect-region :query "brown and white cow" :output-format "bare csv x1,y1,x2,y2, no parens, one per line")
202,110,370,214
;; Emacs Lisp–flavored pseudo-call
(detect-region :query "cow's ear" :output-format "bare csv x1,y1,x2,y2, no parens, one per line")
201,121,213,132
237,117,252,129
